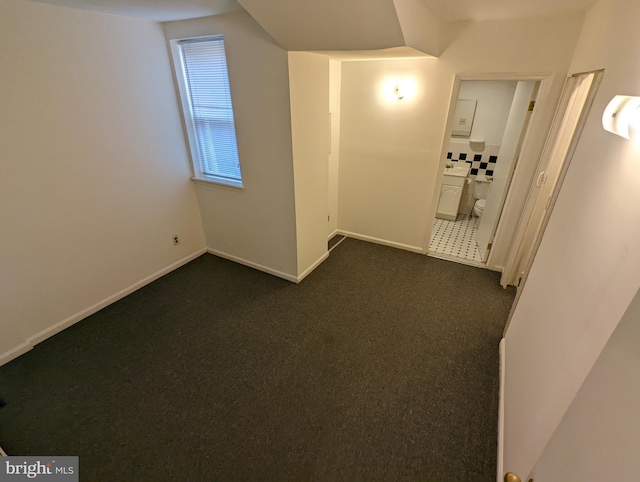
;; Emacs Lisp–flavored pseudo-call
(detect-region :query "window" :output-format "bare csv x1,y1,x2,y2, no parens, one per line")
171,36,242,188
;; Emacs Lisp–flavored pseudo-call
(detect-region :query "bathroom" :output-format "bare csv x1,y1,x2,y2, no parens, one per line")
429,79,538,267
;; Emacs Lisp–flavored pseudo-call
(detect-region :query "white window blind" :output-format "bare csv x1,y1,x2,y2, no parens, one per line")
177,36,242,186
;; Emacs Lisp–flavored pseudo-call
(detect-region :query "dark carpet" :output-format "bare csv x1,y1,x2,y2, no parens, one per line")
327,234,346,251
0,238,515,481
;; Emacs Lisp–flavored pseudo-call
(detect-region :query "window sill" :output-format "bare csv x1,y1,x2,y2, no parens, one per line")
191,176,244,192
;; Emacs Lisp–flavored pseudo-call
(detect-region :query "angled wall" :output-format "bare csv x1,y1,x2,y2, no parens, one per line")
288,52,330,280
393,0,442,56
237,0,405,51
163,11,299,280
532,286,640,481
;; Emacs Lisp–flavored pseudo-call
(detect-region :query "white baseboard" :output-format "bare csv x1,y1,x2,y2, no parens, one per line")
0,342,33,368
328,235,347,253
297,251,329,283
206,248,298,283
327,229,339,240
497,337,506,482
337,230,423,254
206,248,329,284
0,249,206,367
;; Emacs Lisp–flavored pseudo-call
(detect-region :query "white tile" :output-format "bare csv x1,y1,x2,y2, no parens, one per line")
429,215,483,264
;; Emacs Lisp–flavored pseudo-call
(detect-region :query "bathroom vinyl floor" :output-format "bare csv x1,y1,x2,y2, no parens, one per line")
428,215,484,265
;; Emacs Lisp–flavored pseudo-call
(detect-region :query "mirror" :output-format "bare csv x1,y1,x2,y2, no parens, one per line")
452,99,477,138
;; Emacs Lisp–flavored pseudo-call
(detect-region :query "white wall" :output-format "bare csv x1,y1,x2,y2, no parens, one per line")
288,52,330,279
455,80,517,146
531,286,640,481
0,0,206,363
163,12,299,280
328,60,342,237
337,14,584,253
338,58,444,252
503,0,640,477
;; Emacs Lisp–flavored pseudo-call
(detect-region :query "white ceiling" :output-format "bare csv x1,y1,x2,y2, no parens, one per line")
25,0,598,23
27,0,243,22
315,47,434,61
417,0,599,23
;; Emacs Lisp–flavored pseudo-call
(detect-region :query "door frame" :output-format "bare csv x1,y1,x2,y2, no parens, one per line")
501,70,604,313
476,80,539,263
422,72,555,271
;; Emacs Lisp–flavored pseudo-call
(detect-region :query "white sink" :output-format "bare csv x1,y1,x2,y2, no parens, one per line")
443,164,470,178
442,164,470,189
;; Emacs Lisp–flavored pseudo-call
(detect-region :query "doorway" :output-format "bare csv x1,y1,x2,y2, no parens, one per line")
500,71,603,289
428,79,540,268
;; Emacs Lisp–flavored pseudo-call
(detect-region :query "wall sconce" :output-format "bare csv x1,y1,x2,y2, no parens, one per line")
602,95,640,138
381,77,417,104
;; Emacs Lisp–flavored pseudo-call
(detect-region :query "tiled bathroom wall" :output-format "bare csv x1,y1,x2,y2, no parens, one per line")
446,140,501,214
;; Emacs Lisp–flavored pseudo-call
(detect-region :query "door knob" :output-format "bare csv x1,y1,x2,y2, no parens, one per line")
504,473,521,482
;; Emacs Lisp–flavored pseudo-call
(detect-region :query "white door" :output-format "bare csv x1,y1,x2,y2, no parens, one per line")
476,81,537,261
500,72,599,288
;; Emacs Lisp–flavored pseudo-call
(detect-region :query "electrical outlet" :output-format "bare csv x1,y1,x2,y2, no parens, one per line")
173,235,180,246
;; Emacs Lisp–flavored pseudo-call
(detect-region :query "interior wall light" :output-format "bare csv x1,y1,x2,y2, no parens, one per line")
602,95,640,138
381,77,416,104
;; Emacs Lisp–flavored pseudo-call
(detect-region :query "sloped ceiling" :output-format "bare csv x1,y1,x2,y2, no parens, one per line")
23,0,599,25
418,0,599,22
236,0,406,52
23,0,598,57
25,0,243,22
237,0,597,57
392,0,442,56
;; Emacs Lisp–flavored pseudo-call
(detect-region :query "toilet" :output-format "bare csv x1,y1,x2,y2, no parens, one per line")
473,177,492,219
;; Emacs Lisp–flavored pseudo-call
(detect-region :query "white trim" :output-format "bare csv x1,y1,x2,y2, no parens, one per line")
0,249,206,367
0,342,33,368
171,36,243,189
327,229,339,240
497,337,506,482
328,235,347,253
206,248,298,283
297,251,330,283
28,249,207,347
457,72,552,82
191,176,244,191
338,230,423,253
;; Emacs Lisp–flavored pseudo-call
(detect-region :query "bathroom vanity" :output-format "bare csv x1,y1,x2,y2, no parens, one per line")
436,164,470,221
